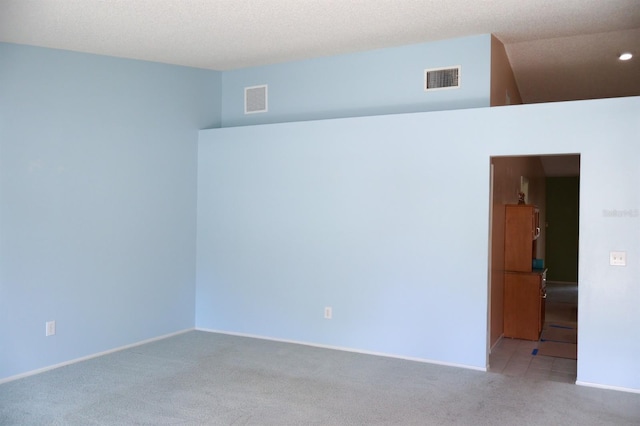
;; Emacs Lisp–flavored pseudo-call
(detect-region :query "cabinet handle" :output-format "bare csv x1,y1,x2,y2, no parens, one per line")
534,227,541,239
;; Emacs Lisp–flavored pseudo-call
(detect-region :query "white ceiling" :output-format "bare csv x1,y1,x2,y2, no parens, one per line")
1,0,639,105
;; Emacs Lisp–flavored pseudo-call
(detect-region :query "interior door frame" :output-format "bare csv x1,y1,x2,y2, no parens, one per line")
486,163,494,365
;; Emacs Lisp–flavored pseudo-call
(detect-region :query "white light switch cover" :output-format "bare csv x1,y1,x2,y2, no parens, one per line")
46,320,56,336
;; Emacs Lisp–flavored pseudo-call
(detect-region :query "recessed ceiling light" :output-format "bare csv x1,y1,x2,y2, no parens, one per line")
618,52,633,61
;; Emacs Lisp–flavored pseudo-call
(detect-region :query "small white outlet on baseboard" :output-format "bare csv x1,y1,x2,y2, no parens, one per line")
45,320,56,336
324,306,332,319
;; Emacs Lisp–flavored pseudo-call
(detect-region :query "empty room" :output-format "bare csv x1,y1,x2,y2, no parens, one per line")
1,1,639,424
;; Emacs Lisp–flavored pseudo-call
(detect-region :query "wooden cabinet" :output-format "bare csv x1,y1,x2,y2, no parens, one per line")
504,271,546,340
504,204,540,272
503,204,545,340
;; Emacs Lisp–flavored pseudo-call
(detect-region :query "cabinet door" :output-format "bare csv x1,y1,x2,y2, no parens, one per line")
504,272,541,341
505,205,535,272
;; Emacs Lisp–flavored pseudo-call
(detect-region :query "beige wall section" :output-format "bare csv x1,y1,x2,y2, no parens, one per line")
489,156,545,349
490,35,523,106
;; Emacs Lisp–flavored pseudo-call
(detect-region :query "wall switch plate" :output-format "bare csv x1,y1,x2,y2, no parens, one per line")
324,307,332,319
610,251,626,266
46,320,56,336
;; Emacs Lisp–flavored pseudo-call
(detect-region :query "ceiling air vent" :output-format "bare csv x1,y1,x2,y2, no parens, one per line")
424,66,461,91
245,84,268,114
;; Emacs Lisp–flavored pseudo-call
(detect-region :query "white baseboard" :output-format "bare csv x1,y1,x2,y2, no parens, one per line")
196,327,487,372
0,328,193,385
576,380,640,394
7,328,638,394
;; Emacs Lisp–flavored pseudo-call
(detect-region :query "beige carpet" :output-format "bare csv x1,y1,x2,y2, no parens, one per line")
2,331,639,425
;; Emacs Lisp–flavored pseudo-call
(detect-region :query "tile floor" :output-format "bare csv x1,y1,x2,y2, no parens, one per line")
489,281,578,383
489,337,577,383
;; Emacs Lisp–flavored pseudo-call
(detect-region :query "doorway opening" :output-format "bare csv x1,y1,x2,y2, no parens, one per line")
487,154,580,383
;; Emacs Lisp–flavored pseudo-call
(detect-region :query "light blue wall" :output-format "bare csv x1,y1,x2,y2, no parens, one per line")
0,43,221,380
2,39,638,394
197,97,640,390
221,35,491,126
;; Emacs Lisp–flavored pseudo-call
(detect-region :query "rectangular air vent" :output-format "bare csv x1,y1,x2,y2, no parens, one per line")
245,84,268,114
424,66,461,91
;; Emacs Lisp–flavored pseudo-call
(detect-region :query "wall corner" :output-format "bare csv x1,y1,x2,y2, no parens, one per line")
490,35,523,107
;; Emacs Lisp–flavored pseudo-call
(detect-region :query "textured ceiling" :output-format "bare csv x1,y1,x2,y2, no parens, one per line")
1,0,639,104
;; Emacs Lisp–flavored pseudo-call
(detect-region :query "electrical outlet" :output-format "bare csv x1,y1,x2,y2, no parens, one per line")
324,306,332,319
610,251,626,266
46,320,56,336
